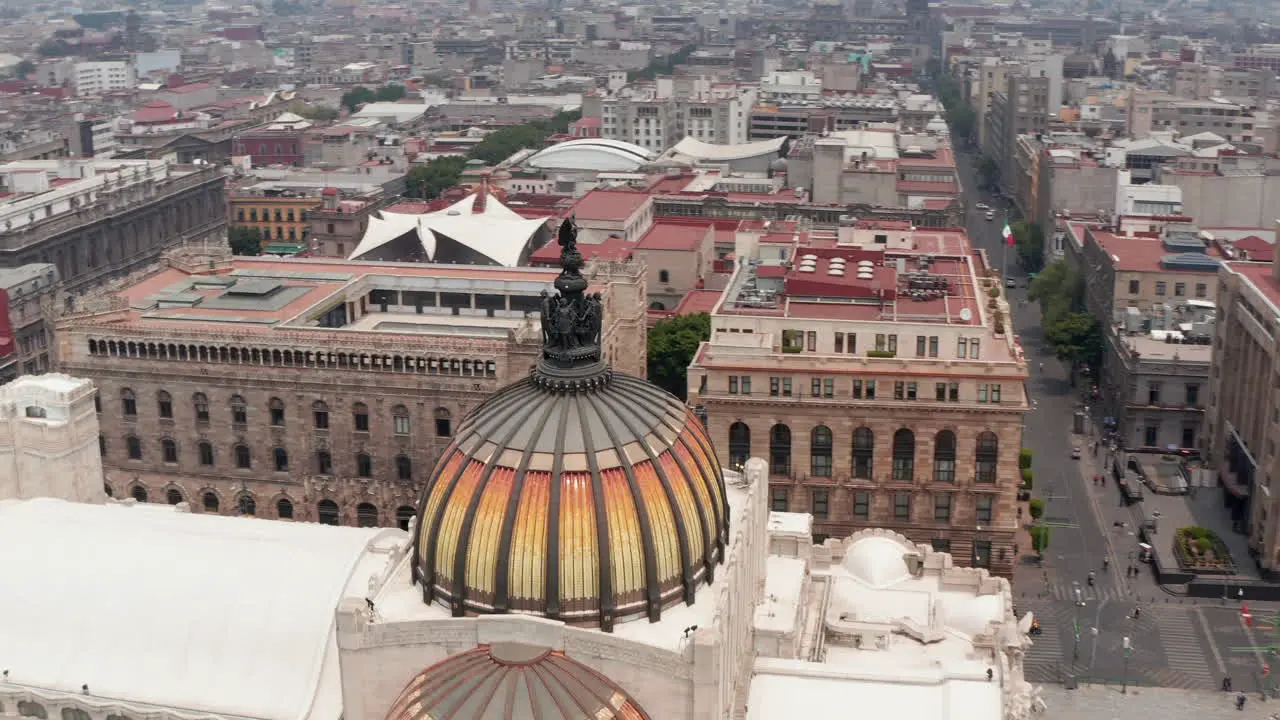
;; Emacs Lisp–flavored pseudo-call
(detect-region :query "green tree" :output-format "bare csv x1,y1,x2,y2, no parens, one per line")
1011,220,1045,272
467,125,548,166
530,109,582,135
630,44,696,82
340,86,376,112
12,59,34,78
977,155,1000,188
1029,525,1051,556
374,84,407,102
405,155,467,199
294,103,340,122
647,313,711,400
1044,311,1104,371
1028,498,1045,520
227,226,263,256
1029,260,1104,374
37,38,72,57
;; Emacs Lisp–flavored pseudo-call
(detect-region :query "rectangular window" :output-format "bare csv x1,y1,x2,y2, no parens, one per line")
976,496,993,523
990,384,1001,403
823,378,834,398
1174,282,1186,297
949,383,959,401
847,333,857,354
895,381,906,400
729,376,739,394
931,539,951,553
929,336,939,357
812,489,830,519
812,378,822,397
970,339,980,359
354,411,370,432
1144,425,1159,446
865,380,876,399
936,382,947,401
934,493,952,522
270,406,285,426
854,492,870,519
1155,281,1167,296
834,332,844,353
782,378,792,397
906,382,917,400
314,409,329,429
888,335,897,353
394,415,410,435
876,333,887,351
1186,383,1199,406
916,335,927,357
771,487,789,512
1129,279,1140,294
973,540,992,568
806,331,817,351
233,405,247,425
770,377,780,396
894,492,911,520
1195,283,1207,298
978,384,989,403
1149,382,1162,404
958,338,968,357
852,379,863,399
741,376,751,395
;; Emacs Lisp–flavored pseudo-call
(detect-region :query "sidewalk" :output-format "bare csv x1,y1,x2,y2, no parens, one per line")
1041,684,1272,719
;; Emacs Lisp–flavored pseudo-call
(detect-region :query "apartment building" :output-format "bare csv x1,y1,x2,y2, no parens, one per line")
686,223,1029,576
1079,226,1222,320
1126,90,1255,143
600,88,755,151
787,129,960,209
1206,259,1280,570
0,264,57,378
1033,145,1117,245
73,61,135,97
600,98,681,154
984,73,1049,186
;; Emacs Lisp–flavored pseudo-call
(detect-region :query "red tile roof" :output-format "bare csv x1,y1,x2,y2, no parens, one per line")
133,100,178,123
570,190,650,222
673,289,722,315
1091,231,1223,272
635,222,711,252
529,235,634,266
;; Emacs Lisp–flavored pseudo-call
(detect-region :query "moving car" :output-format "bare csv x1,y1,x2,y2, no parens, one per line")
1005,278,1017,288
1071,446,1082,459
985,210,995,221
975,202,989,210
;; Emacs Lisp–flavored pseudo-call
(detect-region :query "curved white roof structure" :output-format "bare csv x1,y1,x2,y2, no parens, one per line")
525,138,655,172
841,534,913,589
0,498,404,720
666,136,787,162
347,189,547,267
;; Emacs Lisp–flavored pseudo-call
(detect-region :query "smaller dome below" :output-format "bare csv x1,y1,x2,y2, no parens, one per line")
385,644,651,720
842,535,912,588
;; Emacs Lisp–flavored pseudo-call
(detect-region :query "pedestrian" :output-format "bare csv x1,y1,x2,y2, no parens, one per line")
1132,607,1141,619
1237,692,1246,710
1103,557,1110,569
1223,676,1232,692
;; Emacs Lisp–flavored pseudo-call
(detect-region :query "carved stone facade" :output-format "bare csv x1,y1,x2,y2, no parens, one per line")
0,162,227,295
0,373,105,503
54,250,648,529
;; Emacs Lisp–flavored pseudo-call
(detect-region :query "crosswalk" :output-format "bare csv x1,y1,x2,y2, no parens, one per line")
1146,606,1218,689
1036,581,1127,604
1019,599,1068,682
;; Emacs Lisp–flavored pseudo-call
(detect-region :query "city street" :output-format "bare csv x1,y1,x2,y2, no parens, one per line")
952,145,1278,694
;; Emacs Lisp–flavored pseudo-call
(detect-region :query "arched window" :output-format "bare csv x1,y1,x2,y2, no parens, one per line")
269,397,285,426
976,431,999,483
126,435,142,460
234,443,251,469
434,407,452,437
193,392,209,422
316,449,333,474
352,402,370,432
318,499,340,525
238,494,256,516
277,498,294,519
357,502,378,527
156,390,173,419
130,484,148,503
356,452,372,478
161,437,178,463
273,447,289,471
728,422,751,468
198,441,214,466
312,400,330,429
106,715,132,720
62,707,90,720
25,405,46,418
649,301,666,310
933,430,957,483
120,387,137,416
392,405,410,435
892,429,916,482
395,454,412,480
18,702,46,719
852,427,874,479
230,395,247,425
769,424,792,476
810,425,833,477
166,488,183,505
203,492,220,513
396,505,415,531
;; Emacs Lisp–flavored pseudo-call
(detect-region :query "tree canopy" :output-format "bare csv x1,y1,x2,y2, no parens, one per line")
1011,220,1045,273
405,155,467,200
646,313,711,401
12,59,34,78
227,226,263,256
1028,260,1103,372
37,38,72,57
977,155,1001,188
340,84,407,112
467,124,548,166
629,45,696,82
292,103,339,121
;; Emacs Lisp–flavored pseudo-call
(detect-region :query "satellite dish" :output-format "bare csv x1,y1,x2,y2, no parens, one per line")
959,308,973,322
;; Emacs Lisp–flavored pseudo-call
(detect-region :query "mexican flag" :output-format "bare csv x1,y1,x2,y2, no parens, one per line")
1002,221,1015,247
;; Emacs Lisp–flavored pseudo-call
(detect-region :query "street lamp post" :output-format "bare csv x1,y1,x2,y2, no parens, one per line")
1087,594,1102,683
1072,585,1083,662
1122,636,1133,693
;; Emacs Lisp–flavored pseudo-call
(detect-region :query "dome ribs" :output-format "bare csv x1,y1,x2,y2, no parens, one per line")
606,377,698,605
571,393,617,631
452,390,549,615
582,387,663,624
492,393,560,614
542,391,573,621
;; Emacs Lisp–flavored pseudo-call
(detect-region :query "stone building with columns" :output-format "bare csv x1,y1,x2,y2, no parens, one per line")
686,221,1029,576
0,159,226,295
53,245,647,529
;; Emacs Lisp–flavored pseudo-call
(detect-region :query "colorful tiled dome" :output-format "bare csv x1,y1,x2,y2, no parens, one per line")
385,644,651,720
412,218,729,631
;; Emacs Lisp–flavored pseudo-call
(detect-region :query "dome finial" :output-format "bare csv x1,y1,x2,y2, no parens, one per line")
537,217,605,377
